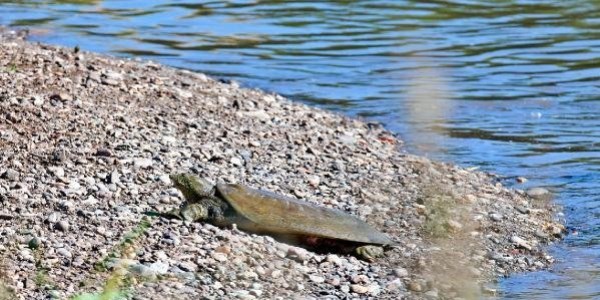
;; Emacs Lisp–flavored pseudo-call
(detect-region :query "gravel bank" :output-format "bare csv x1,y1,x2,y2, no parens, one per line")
0,28,564,299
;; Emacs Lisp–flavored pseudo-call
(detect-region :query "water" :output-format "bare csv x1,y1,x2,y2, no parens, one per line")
1,1,600,298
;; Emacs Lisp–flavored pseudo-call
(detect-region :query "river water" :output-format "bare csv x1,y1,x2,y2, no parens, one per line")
1,1,599,298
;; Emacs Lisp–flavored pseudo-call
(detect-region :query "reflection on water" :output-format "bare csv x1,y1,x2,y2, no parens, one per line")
1,0,600,298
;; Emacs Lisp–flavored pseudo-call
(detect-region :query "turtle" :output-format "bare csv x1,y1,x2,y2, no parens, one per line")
167,173,395,261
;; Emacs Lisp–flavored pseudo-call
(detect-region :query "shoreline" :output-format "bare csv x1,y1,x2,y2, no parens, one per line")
0,28,563,299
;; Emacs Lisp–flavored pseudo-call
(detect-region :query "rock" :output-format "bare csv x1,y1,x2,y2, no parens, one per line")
33,95,44,106
230,156,243,167
101,71,123,86
424,290,439,299
309,275,325,284
526,187,551,200
46,212,60,223
48,166,65,178
178,261,197,272
133,158,153,169
129,264,157,279
489,213,503,222
511,235,532,250
50,92,73,102
212,252,227,262
286,246,310,262
214,246,231,254
515,205,530,214
351,274,369,284
393,267,409,278
55,220,70,232
408,281,423,292
351,284,369,294
1,169,19,181
270,270,282,278
386,278,404,291
109,170,119,184
516,176,527,183
325,254,342,266
446,220,463,231
56,248,72,258
534,230,549,239
28,237,41,250
307,175,320,187
95,148,112,157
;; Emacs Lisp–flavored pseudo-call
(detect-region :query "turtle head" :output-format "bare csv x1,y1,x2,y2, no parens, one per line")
170,173,215,201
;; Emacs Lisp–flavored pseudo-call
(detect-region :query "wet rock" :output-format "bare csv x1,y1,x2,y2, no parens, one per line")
516,176,527,183
526,187,551,200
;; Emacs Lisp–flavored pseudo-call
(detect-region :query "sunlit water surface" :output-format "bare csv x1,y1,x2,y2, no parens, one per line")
1,1,600,298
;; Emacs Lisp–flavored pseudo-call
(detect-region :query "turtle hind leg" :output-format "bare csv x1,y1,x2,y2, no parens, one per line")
168,203,209,223
354,245,385,262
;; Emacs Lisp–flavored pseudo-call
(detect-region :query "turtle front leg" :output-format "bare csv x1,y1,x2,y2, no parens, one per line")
354,245,385,262
169,203,209,223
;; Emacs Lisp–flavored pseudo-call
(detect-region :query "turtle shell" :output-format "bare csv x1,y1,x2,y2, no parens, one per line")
216,183,393,246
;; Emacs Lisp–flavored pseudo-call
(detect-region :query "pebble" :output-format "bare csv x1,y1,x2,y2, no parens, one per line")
489,213,503,222
230,156,243,167
1,169,18,181
515,205,530,214
212,252,228,262
133,158,153,168
386,278,404,291
50,92,73,102
48,166,65,178
309,275,325,284
350,284,369,294
95,148,112,157
408,281,423,292
511,235,533,250
46,212,60,223
130,264,158,279
351,274,369,284
149,262,169,275
55,220,70,232
446,219,463,231
307,175,320,187
56,248,72,258
424,290,439,299
28,237,41,250
393,267,409,277
286,246,310,262
325,254,342,266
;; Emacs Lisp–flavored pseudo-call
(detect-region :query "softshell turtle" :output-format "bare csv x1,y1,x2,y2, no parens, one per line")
168,174,395,261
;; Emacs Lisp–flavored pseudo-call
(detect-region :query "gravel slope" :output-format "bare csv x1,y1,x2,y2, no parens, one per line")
0,28,564,299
